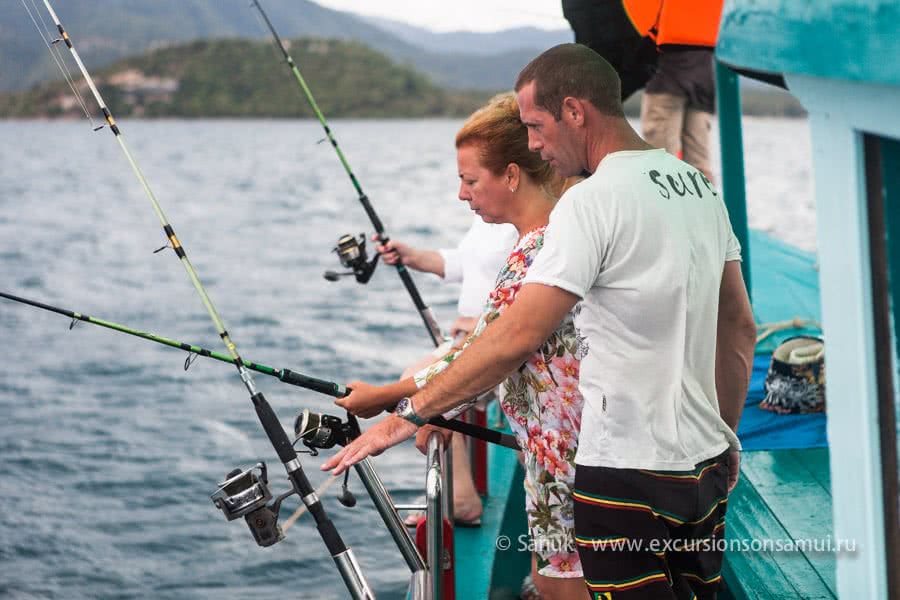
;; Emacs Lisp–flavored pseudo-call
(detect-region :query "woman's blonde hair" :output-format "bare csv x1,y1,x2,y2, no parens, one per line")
455,93,561,194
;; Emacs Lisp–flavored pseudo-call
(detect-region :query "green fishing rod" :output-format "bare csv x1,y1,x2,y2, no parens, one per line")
0,290,345,396
250,0,444,348
0,289,518,450
33,2,373,596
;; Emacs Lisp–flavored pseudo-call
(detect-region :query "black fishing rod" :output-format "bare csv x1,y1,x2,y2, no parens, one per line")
247,0,517,452
0,290,519,451
0,290,345,396
31,2,372,597
250,0,444,347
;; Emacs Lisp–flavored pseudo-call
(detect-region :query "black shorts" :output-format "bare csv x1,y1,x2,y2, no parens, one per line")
645,47,716,113
573,451,731,599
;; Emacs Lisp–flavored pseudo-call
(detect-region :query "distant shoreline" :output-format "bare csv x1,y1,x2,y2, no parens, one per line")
1,36,805,120
0,113,808,123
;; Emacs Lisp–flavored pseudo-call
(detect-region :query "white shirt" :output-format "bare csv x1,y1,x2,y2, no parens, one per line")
439,217,518,318
524,149,742,470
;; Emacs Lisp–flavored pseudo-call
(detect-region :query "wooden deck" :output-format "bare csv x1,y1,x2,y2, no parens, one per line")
722,449,836,599
722,232,834,598
454,403,529,600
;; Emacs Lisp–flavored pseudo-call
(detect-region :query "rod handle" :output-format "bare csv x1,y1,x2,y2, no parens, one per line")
252,392,297,464
279,369,346,397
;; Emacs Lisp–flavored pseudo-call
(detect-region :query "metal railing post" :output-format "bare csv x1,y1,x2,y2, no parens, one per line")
425,433,446,600
353,459,426,574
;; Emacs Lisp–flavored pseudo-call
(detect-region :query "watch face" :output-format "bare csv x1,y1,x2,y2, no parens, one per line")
396,398,409,414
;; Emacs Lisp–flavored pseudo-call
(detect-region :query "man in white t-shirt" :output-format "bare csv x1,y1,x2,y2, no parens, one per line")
323,44,756,599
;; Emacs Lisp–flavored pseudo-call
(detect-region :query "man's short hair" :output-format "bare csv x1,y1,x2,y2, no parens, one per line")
515,43,624,120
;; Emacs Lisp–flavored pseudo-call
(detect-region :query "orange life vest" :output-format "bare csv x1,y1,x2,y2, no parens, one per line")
623,0,723,47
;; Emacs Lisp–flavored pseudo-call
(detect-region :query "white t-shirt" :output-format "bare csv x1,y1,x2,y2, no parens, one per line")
439,217,518,318
524,148,742,470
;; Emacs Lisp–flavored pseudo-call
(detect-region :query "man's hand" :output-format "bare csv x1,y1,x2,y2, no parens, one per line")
727,450,741,493
415,424,452,455
336,381,393,419
321,415,418,475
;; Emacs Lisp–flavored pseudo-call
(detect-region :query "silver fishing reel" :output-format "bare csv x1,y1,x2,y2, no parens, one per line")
210,463,288,547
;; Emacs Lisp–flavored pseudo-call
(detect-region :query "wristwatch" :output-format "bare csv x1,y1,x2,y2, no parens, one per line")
395,397,428,426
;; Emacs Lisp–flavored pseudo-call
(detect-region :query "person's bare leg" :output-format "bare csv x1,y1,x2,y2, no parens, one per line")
683,107,714,182
641,92,686,157
531,554,591,600
402,351,482,523
451,432,482,522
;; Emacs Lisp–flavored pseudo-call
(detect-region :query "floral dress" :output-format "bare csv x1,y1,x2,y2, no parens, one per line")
415,226,584,578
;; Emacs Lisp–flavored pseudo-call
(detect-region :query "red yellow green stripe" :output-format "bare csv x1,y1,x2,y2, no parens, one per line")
573,490,728,526
586,570,669,592
574,535,629,548
638,462,720,483
682,570,722,585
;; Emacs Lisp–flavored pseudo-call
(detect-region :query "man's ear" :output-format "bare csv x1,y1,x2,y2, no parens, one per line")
561,97,585,127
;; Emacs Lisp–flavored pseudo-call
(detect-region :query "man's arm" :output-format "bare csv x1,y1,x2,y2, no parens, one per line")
411,283,580,418
716,261,756,492
321,283,579,474
715,261,756,431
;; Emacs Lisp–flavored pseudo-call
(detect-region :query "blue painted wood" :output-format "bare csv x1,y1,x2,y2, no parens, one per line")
787,74,894,598
722,450,836,600
717,0,900,86
719,227,835,599
717,61,752,299
744,230,821,354
453,402,528,599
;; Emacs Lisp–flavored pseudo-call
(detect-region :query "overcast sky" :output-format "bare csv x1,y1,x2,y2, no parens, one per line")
315,1,570,33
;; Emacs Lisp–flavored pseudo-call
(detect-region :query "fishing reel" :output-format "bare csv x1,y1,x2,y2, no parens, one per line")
295,409,361,507
323,233,379,284
294,408,358,450
210,462,294,547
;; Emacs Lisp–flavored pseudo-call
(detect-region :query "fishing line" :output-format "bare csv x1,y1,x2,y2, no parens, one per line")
282,474,338,532
247,0,521,451
0,287,520,448
28,3,374,596
21,2,519,452
250,0,443,347
20,0,99,129
0,290,349,399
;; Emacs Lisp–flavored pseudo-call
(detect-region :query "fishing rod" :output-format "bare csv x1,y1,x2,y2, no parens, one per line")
0,290,345,396
248,0,517,460
0,289,519,451
32,2,372,597
250,0,444,348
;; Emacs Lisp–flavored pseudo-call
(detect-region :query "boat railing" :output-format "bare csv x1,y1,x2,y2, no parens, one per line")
354,458,425,575
348,430,457,600
425,431,450,600
395,431,452,600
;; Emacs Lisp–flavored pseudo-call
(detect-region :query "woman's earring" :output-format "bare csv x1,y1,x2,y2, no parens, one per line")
509,186,516,193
